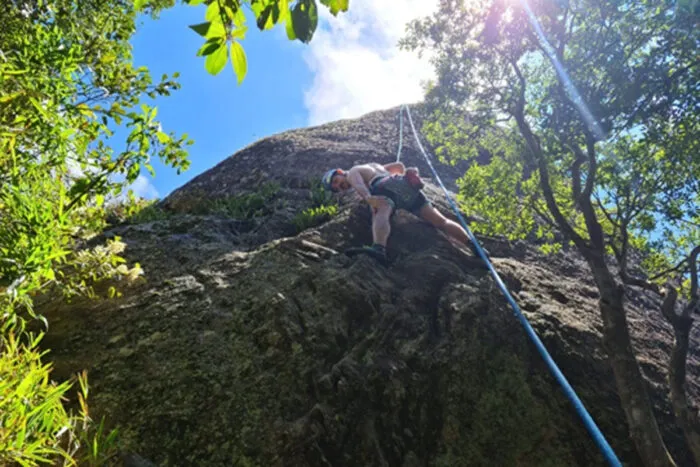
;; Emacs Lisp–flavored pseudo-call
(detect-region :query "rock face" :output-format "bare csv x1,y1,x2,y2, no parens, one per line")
42,107,699,466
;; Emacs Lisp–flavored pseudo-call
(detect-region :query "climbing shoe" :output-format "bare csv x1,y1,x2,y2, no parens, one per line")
345,244,389,266
405,167,424,190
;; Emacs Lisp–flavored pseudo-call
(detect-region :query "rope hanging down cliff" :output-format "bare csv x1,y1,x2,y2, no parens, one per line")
398,104,622,467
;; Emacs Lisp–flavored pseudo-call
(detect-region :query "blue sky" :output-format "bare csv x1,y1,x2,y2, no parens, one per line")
126,1,436,200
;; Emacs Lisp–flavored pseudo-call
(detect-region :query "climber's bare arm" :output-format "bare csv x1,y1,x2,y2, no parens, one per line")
383,162,405,175
347,166,373,200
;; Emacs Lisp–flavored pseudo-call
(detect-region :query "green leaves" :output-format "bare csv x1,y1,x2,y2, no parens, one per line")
0,0,191,295
197,37,224,56
189,21,225,38
256,3,279,30
320,0,348,16
0,332,75,465
195,36,246,79
293,204,338,232
185,0,349,80
205,0,221,21
230,41,247,83
292,0,319,43
205,41,228,75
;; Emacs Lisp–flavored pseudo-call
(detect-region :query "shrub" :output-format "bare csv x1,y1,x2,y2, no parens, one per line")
105,192,170,225
0,331,120,466
204,182,280,219
293,204,338,232
308,178,335,208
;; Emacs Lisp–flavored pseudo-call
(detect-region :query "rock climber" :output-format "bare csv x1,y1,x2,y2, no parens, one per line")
321,162,479,265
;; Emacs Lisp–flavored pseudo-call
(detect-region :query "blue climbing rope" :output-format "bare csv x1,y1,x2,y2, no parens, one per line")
400,104,622,467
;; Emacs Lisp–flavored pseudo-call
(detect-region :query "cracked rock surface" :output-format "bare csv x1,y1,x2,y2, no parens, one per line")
41,107,699,466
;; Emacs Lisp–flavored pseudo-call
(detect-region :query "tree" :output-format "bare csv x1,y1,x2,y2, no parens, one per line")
0,0,191,306
402,0,698,465
1,0,191,461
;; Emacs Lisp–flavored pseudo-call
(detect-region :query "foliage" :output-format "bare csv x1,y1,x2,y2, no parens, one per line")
0,332,119,466
0,0,192,297
57,237,144,301
0,332,72,465
197,182,280,219
308,176,336,208
0,0,192,463
402,0,698,285
105,193,171,225
453,129,537,241
292,177,339,231
179,0,350,80
293,204,338,231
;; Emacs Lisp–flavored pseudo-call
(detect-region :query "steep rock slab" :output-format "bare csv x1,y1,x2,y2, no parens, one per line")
40,106,699,465
42,210,607,465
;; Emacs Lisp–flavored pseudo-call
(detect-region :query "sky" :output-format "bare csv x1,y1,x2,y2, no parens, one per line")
126,1,436,200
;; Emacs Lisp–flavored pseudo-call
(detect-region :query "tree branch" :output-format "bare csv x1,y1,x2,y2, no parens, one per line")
594,193,620,228
684,245,700,318
508,59,589,253
618,218,630,280
570,145,585,202
622,275,662,295
581,136,597,200
662,284,678,322
649,258,689,283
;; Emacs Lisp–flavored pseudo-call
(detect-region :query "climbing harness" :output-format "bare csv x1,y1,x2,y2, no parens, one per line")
398,104,622,467
370,174,426,214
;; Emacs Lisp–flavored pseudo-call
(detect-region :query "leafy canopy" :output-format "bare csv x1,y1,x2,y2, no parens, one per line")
402,0,698,285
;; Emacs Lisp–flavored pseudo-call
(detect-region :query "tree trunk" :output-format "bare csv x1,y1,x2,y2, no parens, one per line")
663,274,700,465
588,254,676,467
668,314,700,464
512,106,676,466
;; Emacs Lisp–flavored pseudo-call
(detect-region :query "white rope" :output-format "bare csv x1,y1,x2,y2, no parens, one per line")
395,106,404,163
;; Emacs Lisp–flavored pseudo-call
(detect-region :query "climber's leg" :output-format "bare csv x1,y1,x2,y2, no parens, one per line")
417,204,482,256
345,197,394,266
417,205,469,243
371,197,393,247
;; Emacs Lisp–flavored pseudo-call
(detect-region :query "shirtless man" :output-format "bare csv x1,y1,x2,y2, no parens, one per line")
321,162,475,265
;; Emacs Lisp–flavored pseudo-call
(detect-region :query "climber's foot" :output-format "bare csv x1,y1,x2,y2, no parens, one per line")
345,245,389,266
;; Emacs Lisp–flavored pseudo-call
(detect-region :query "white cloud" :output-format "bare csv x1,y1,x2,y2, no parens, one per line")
303,0,437,125
129,174,160,200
